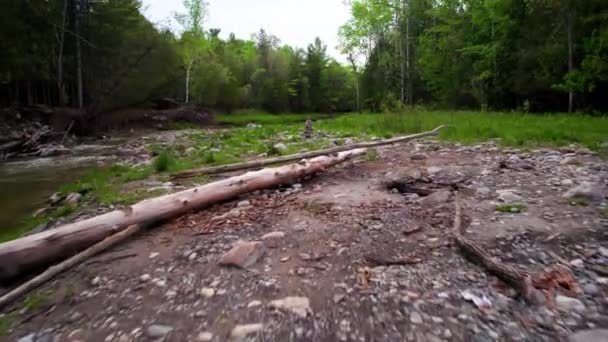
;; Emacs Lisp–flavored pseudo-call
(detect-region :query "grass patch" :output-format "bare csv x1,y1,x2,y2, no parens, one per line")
365,148,380,161
601,207,608,219
153,151,173,172
0,313,15,336
568,196,591,207
0,291,50,336
22,291,49,311
496,203,527,213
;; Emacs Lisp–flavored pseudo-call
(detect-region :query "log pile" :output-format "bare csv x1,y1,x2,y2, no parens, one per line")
0,123,55,159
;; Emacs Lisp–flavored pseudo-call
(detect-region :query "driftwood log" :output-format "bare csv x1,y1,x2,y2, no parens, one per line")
172,125,447,179
0,149,367,280
0,225,141,309
451,194,535,301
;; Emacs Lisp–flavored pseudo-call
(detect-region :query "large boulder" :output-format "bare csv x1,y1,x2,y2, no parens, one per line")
562,182,604,202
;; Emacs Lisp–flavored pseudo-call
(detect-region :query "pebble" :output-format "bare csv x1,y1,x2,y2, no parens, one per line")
570,259,585,268
196,332,213,342
145,324,173,338
563,182,604,202
140,274,151,282
237,200,251,208
230,323,263,339
410,311,423,324
219,240,266,268
583,283,600,296
149,252,160,259
427,166,442,175
247,300,262,308
269,297,311,317
333,293,346,304
568,329,608,342
200,287,215,298
556,295,586,313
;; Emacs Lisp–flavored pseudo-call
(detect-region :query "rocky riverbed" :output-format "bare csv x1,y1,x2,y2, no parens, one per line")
2,139,608,342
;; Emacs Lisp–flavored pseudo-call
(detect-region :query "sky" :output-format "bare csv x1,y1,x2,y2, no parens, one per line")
141,0,351,61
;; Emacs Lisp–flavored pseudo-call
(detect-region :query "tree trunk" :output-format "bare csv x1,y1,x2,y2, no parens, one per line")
57,0,68,106
0,225,141,309
567,8,574,113
0,149,367,280
406,15,412,106
75,0,84,108
185,61,193,104
172,126,446,179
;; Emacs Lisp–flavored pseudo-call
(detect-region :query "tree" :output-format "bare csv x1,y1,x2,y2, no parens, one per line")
174,0,208,103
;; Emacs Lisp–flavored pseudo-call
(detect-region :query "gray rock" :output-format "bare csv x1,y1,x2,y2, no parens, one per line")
261,231,286,241
563,182,604,202
476,187,492,199
269,296,311,317
200,287,215,298
418,189,451,206
568,329,608,342
273,143,287,151
427,166,442,175
496,190,523,203
231,323,263,339
556,295,586,313
219,240,266,268
18,333,53,342
410,154,427,161
49,192,63,204
196,332,213,342
583,283,600,296
237,200,250,208
65,192,82,205
561,157,581,165
410,311,423,324
145,324,174,338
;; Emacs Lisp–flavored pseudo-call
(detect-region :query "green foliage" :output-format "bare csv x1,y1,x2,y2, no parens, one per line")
496,203,527,213
340,0,608,113
365,148,380,161
153,151,173,172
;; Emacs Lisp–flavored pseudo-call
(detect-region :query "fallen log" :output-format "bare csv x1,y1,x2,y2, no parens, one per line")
0,225,141,309
172,125,447,179
0,149,367,280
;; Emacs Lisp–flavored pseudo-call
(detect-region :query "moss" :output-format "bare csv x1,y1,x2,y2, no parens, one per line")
568,196,590,207
496,203,527,213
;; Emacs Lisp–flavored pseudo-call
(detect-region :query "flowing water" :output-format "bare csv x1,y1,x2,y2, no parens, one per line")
0,140,125,236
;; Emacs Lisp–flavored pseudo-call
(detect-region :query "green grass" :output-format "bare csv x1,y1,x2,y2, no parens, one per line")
0,313,14,336
0,291,50,336
318,111,608,150
496,203,528,213
218,110,608,150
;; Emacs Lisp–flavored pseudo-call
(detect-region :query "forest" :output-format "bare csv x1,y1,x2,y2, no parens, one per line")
1,0,607,117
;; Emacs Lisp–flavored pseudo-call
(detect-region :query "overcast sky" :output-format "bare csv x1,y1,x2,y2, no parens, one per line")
141,0,351,61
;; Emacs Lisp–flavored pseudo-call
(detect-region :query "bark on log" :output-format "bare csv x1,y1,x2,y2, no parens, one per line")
0,149,367,280
172,125,447,179
0,225,141,309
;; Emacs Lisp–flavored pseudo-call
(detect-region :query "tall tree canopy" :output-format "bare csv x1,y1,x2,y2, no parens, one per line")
339,0,608,112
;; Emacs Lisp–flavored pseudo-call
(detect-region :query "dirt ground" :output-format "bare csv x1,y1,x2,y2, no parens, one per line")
3,140,608,342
